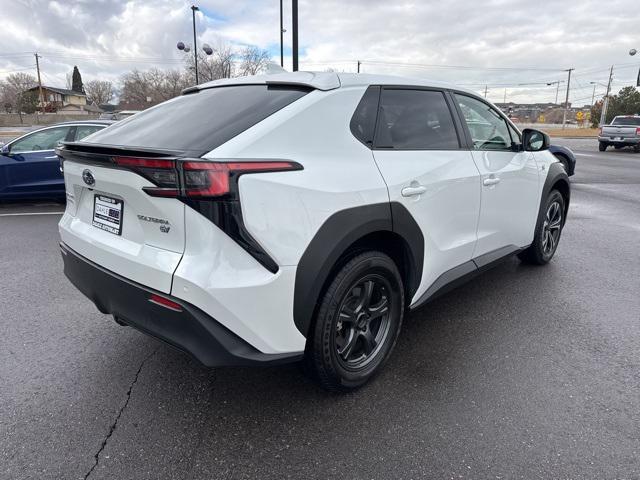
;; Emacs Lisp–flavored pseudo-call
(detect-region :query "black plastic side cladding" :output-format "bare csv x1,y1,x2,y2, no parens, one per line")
540,162,571,226
293,202,423,338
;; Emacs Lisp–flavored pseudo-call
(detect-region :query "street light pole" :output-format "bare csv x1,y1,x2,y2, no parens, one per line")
590,82,597,106
292,0,298,71
191,5,199,84
279,0,284,67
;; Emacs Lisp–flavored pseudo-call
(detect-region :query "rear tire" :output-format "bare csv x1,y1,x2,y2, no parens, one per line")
518,190,565,265
304,251,404,392
599,142,608,152
634,144,640,153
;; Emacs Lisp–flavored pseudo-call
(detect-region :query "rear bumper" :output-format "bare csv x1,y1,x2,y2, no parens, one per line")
60,242,303,367
598,136,640,144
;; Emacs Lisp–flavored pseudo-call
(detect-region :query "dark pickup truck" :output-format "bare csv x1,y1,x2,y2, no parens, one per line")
598,115,640,152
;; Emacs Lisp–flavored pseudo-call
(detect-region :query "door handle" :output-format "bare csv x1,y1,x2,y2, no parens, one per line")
483,176,500,186
44,156,58,159
401,185,427,197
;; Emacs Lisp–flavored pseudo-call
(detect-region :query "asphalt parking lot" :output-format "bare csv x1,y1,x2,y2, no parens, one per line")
1,138,639,479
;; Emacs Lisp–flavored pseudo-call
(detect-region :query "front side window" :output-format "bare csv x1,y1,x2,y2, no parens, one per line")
375,89,459,150
10,126,72,153
455,94,513,151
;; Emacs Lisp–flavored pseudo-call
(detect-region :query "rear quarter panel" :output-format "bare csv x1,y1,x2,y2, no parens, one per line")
204,86,390,266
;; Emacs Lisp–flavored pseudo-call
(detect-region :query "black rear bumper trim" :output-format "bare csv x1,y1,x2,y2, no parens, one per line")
60,243,302,367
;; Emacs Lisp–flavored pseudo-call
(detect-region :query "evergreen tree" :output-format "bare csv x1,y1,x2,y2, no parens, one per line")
71,66,84,93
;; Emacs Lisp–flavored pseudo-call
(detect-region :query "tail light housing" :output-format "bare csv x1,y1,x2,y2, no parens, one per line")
112,156,303,274
598,127,602,136
112,156,302,199
636,127,640,135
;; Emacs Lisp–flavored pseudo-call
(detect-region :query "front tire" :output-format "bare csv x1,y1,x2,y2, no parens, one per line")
518,190,565,265
304,251,404,392
599,142,608,152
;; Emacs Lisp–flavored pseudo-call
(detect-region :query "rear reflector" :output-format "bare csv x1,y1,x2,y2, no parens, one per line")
148,294,183,312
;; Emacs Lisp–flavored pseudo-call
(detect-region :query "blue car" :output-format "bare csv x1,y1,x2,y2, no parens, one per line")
0,120,113,200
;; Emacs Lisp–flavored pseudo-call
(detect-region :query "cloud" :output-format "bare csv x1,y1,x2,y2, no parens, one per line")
1,0,638,104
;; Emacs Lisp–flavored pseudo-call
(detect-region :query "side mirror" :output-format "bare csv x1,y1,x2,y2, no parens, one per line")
0,143,9,155
522,128,550,152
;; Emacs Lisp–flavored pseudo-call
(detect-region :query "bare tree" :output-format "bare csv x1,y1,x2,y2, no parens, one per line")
85,80,114,105
0,72,37,112
183,43,235,83
119,68,191,109
238,46,271,76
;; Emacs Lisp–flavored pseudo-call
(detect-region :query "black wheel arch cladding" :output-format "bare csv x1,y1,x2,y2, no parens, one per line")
540,162,571,228
293,202,423,338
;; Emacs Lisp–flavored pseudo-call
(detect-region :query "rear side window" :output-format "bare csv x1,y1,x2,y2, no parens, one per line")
612,117,640,126
350,86,380,146
374,89,459,150
83,85,311,154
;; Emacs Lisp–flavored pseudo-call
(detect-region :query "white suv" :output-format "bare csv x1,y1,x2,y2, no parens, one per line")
58,72,569,391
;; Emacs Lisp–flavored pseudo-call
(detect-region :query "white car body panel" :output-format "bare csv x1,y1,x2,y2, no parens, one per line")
470,149,540,256
59,160,185,293
372,149,481,304
209,87,389,266
171,208,305,354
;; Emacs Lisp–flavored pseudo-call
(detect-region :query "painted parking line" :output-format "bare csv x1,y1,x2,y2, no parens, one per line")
0,211,65,217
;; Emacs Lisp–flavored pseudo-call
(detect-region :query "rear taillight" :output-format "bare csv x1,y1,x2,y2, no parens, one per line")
636,127,640,135
114,156,178,194
112,156,302,199
598,127,602,135
182,161,301,197
112,156,301,274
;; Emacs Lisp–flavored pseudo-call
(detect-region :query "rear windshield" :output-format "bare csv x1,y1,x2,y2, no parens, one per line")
82,85,311,154
612,116,640,126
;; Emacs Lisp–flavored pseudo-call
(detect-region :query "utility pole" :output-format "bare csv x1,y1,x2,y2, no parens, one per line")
591,83,597,106
292,0,298,71
599,65,614,126
357,60,361,73
555,81,560,104
34,53,44,113
484,85,488,98
191,5,199,84
561,68,574,130
279,0,284,67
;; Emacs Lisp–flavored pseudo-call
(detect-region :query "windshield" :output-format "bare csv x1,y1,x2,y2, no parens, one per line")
611,116,640,126
82,85,311,155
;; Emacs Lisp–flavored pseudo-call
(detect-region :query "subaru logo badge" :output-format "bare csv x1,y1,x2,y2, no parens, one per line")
82,169,95,186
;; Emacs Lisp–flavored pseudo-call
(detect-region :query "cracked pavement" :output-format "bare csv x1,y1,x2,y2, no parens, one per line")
1,138,640,479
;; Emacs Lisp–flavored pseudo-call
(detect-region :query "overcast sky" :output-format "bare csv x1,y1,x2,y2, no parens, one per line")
2,0,639,105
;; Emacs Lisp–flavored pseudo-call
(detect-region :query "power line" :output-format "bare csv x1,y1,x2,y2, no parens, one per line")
360,60,564,72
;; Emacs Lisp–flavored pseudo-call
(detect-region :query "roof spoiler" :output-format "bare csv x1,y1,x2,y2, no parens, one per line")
181,71,340,95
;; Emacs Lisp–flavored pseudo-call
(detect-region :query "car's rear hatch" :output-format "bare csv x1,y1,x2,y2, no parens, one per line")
57,83,315,294
58,145,185,293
